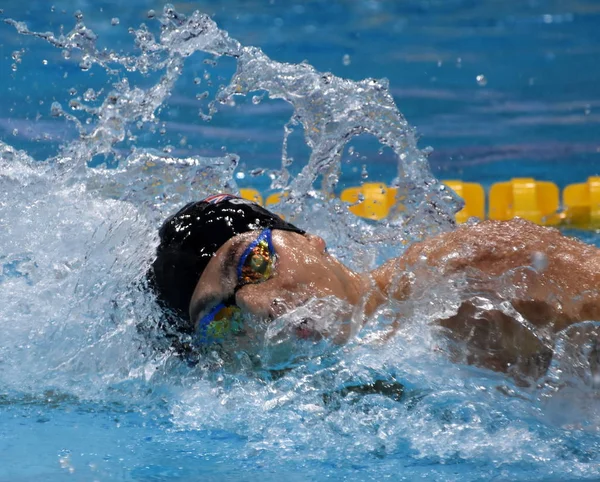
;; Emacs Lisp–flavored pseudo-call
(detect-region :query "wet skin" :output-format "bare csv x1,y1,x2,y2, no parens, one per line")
190,230,384,344
189,218,600,380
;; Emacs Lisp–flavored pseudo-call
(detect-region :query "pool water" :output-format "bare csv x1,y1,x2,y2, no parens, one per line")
1,1,599,481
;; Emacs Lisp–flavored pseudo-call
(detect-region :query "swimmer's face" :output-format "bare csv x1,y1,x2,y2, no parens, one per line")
189,230,364,343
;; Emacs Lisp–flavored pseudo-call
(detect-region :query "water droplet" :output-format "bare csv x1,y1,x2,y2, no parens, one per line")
83,88,97,101
531,252,548,272
11,64,17,72
361,165,369,179
68,88,77,96
342,54,351,66
50,102,62,117
111,17,119,26
159,126,167,135
348,146,355,155
74,10,83,21
79,58,92,71
62,50,71,60
147,9,156,19
476,74,487,86
194,77,201,85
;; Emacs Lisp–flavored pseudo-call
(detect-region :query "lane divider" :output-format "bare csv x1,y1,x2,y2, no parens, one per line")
239,176,600,228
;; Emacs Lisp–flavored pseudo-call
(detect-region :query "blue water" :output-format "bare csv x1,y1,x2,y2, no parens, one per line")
1,1,600,481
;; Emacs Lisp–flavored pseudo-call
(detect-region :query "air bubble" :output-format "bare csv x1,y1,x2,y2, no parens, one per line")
193,77,201,85
147,10,156,19
252,95,262,105
74,10,83,21
68,88,77,96
342,54,351,66
111,18,119,26
476,74,488,86
12,129,18,136
361,165,368,179
42,59,48,65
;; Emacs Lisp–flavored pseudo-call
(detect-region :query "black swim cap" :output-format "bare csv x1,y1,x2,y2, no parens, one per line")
150,194,305,324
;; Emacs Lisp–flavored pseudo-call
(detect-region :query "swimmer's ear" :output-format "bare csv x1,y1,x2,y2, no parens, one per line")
305,233,327,254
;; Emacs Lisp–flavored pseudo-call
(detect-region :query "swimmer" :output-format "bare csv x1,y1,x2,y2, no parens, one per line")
150,194,600,381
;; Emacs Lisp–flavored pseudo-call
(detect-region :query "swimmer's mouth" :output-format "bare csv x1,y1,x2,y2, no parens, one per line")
268,298,325,340
265,296,353,344
294,317,324,341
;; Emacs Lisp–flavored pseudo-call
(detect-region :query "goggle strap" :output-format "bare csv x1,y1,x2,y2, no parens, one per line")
196,301,227,337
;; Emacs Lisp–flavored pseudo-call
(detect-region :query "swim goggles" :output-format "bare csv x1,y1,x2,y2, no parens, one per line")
195,228,276,344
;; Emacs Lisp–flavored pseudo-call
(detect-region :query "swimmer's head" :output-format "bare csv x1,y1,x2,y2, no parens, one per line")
150,194,305,326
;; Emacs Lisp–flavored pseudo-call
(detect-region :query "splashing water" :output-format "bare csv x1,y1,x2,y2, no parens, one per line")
1,5,599,481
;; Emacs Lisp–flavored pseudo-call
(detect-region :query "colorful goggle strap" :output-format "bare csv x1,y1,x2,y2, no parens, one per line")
195,228,274,345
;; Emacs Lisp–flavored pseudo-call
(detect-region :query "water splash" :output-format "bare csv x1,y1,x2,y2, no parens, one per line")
4,5,458,237
1,5,599,481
